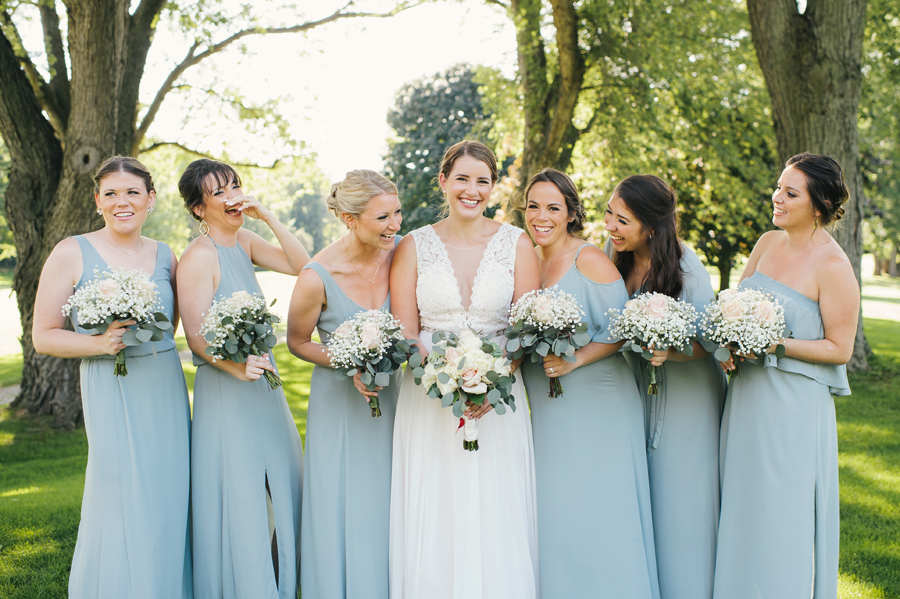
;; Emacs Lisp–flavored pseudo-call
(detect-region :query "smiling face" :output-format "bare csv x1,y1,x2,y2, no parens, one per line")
525,181,575,249
439,155,494,220
194,173,244,231
604,193,649,253
347,193,402,250
772,165,819,229
95,171,155,235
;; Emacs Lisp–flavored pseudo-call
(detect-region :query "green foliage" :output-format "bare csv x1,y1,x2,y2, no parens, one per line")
384,64,495,232
860,2,900,264
0,139,14,264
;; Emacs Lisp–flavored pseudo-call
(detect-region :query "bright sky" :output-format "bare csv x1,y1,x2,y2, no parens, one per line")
146,1,518,180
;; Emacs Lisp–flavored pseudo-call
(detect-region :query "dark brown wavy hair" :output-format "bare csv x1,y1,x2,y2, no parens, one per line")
178,158,242,222
609,174,685,299
785,153,849,227
523,168,586,236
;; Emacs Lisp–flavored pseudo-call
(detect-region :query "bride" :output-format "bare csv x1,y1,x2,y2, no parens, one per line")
389,140,541,598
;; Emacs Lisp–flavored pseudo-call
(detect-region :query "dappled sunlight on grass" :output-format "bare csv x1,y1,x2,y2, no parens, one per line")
0,486,41,499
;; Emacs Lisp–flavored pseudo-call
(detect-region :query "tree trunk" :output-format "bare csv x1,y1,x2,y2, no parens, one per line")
717,260,733,294
890,246,898,277
747,0,869,371
506,0,585,227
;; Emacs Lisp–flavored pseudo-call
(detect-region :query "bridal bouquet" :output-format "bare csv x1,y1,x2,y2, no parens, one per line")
607,292,698,394
62,267,172,376
505,288,590,398
199,291,282,389
327,308,417,417
700,287,787,376
411,329,515,451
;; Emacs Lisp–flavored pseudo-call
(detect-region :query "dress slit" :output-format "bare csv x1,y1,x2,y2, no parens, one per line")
265,474,280,585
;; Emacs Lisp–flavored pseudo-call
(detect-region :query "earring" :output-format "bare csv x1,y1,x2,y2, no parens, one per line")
96,208,102,215
649,232,654,240
199,219,210,237
148,206,154,214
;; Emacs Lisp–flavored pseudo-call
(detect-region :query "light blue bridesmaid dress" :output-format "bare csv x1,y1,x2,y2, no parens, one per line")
299,261,400,599
522,244,660,599
68,236,192,599
713,271,850,599
625,246,726,599
191,241,303,599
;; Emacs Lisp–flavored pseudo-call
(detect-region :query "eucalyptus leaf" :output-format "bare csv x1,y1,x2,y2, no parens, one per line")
122,330,140,346
437,372,450,384
452,401,464,418
507,337,521,352
572,333,590,346
713,347,732,362
375,372,390,387
135,329,153,343
493,402,507,415
361,372,374,385
441,392,454,408
536,341,550,357
409,351,423,368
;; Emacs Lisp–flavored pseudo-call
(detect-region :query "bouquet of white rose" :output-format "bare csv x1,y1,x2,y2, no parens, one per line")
62,267,172,376
410,329,515,451
199,291,282,389
505,288,590,398
607,292,698,394
699,287,788,377
327,308,417,417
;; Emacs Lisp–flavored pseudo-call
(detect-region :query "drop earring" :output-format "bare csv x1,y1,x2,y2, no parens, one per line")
148,206,154,214
199,220,210,237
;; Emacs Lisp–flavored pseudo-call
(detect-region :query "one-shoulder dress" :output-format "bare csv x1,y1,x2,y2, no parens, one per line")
389,223,539,599
68,235,192,599
191,240,303,599
522,244,660,599
300,260,400,599
625,246,726,599
713,271,850,599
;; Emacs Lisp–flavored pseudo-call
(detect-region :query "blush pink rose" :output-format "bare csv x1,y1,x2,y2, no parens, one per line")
754,300,776,325
461,368,487,395
359,321,382,349
532,296,554,322
647,295,669,319
721,299,743,320
718,288,735,300
624,299,638,311
444,347,462,367
98,279,120,297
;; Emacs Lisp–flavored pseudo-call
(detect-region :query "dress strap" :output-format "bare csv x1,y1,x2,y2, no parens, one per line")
573,243,594,263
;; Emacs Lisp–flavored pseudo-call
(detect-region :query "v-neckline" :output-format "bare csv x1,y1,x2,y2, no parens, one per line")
428,224,500,313
315,264,389,312
81,236,161,282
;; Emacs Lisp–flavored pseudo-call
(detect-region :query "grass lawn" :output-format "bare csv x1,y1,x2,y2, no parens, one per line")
1,327,898,597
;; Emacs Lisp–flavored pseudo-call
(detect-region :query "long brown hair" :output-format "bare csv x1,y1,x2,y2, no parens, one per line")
610,175,685,299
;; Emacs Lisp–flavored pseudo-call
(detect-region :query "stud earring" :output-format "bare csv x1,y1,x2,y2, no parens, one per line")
96,208,102,215
148,206,154,214
199,219,210,237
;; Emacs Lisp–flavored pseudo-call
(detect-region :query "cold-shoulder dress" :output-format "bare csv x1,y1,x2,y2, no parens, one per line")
522,244,660,599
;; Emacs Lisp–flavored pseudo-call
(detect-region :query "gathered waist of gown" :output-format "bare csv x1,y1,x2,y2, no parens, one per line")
83,341,177,361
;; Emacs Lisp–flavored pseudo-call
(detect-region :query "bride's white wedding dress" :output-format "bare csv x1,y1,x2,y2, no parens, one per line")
389,223,539,599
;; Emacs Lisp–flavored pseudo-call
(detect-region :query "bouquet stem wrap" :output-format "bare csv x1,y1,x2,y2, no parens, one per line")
461,416,479,451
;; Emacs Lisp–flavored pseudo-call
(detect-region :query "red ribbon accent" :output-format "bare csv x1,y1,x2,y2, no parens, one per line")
456,417,465,434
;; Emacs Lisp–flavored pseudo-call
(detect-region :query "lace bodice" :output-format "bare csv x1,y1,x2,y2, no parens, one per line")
412,223,522,337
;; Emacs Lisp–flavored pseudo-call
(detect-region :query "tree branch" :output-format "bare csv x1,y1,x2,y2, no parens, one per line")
0,10,66,134
138,140,291,169
121,0,168,153
484,0,510,9
133,1,424,149
38,1,69,127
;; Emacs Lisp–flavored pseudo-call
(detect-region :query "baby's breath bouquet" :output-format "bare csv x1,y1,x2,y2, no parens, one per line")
327,308,417,417
504,288,590,398
607,292,698,394
410,330,515,451
199,291,282,389
700,287,788,377
62,267,172,376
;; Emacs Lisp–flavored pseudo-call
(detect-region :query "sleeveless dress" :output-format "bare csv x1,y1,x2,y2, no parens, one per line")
68,236,192,599
713,271,850,599
300,260,400,599
522,244,660,599
191,241,303,599
625,246,726,599
389,223,539,599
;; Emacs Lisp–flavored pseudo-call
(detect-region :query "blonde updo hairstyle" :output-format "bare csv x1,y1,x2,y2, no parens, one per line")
327,169,398,228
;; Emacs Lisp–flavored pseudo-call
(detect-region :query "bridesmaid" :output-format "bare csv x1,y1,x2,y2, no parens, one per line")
714,153,857,598
176,158,308,599
604,174,726,599
287,170,402,599
521,168,660,599
32,156,192,598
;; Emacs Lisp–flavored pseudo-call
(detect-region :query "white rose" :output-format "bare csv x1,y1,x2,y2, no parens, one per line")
647,295,669,319
754,300,777,325
436,376,458,396
457,330,483,352
360,321,382,349
532,296,554,323
98,279,120,297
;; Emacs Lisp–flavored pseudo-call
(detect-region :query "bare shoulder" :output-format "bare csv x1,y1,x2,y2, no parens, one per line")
754,230,784,254
44,237,83,277
179,236,217,267
816,239,857,289
575,244,621,284
395,234,418,256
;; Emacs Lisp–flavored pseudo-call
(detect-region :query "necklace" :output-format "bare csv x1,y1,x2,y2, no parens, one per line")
103,230,143,256
343,236,381,285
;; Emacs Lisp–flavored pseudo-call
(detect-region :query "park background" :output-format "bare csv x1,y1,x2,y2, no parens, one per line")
1,0,898,597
